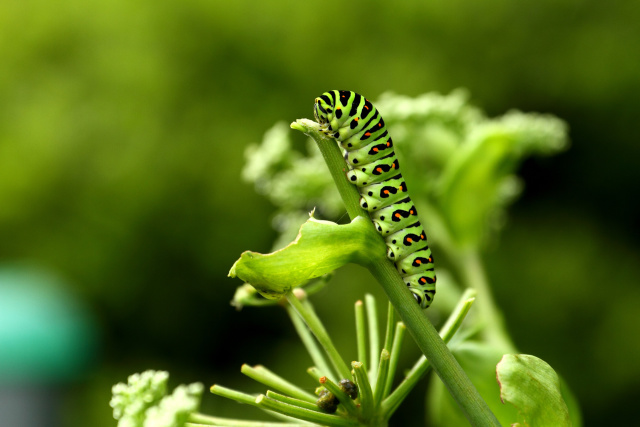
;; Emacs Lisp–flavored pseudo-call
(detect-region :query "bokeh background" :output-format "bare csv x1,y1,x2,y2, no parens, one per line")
1,0,639,425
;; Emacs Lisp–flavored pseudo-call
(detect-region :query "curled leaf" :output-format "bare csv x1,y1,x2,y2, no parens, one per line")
496,354,571,427
229,215,386,299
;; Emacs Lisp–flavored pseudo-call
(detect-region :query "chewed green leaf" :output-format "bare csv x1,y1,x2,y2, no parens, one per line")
496,354,572,427
229,215,386,299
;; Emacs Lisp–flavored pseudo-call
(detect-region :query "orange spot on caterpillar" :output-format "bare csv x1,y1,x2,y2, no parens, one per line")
376,167,382,172
383,190,389,194
365,132,371,136
410,210,415,214
420,277,427,284
395,213,401,218
407,237,413,243
415,259,422,264
421,234,426,239
365,105,370,110
373,147,379,152
387,142,391,146
378,123,382,127
354,117,359,121
320,376,327,383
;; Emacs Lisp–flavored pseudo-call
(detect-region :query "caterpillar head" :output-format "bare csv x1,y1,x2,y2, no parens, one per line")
314,95,333,126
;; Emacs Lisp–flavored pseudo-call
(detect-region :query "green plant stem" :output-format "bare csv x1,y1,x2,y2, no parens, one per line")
352,361,375,420
382,302,396,352
189,413,308,427
456,250,515,352
355,300,367,370
210,384,258,405
285,291,353,380
292,119,501,427
285,303,336,380
373,349,390,406
365,294,380,383
239,365,316,403
256,395,359,427
383,322,405,397
208,386,299,424
417,199,515,353
265,390,323,412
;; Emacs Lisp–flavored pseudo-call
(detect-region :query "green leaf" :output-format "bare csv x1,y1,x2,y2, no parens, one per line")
229,215,386,299
496,354,572,427
436,112,568,248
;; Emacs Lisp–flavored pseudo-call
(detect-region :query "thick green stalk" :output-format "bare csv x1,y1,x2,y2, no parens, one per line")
291,119,501,427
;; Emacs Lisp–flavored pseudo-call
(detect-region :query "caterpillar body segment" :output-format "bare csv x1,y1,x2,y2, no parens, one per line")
313,90,437,308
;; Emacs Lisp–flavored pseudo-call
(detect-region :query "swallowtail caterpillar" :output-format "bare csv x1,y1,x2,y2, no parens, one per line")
313,90,436,308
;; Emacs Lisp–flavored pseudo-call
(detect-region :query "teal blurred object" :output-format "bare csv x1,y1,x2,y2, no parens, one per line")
0,265,99,427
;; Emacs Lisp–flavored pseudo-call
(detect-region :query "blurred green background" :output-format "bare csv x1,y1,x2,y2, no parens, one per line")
1,0,639,425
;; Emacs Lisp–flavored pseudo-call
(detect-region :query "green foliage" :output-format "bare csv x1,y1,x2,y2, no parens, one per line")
144,383,204,427
110,370,203,427
2,1,638,425
110,371,169,427
496,354,571,427
208,292,476,427
241,91,579,425
244,91,567,251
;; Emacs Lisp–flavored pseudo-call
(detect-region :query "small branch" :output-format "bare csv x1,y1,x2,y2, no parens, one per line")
365,294,380,383
285,291,353,380
382,302,396,352
285,302,336,380
456,250,515,352
265,390,323,412
373,349,390,406
189,412,307,426
352,361,375,420
256,395,359,427
383,321,405,397
355,300,368,369
240,365,316,403
210,384,259,405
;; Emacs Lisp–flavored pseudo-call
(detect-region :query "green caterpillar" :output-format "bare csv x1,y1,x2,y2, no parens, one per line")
313,90,436,308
